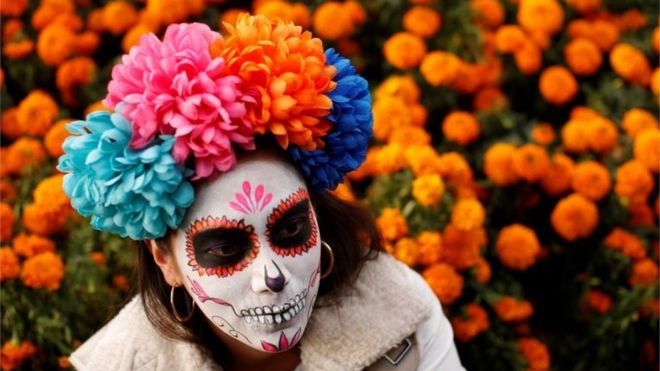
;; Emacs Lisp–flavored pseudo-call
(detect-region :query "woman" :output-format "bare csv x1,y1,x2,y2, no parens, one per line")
59,16,464,371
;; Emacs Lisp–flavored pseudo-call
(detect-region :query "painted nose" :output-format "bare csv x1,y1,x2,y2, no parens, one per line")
264,260,286,292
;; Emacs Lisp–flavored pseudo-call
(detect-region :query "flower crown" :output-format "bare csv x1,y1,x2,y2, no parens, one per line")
58,16,373,241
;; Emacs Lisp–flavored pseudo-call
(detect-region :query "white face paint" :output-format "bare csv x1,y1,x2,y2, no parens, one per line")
171,151,322,352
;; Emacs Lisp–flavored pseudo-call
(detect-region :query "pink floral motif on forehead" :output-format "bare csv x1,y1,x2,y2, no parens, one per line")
230,181,273,215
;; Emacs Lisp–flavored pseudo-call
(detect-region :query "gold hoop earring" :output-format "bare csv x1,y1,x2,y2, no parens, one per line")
321,241,335,279
170,284,195,322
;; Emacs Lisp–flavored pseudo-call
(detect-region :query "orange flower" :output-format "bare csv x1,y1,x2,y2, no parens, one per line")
375,75,421,104
634,128,660,173
436,152,474,189
372,96,415,141
90,251,107,266
20,251,65,291
474,256,492,283
584,290,612,314
0,247,20,281
422,262,464,304
404,145,442,176
442,111,480,146
540,153,575,196
615,9,647,32
495,25,526,53
45,119,73,157
312,1,353,40
420,51,461,86
628,203,654,227
58,356,71,368
513,144,551,183
471,0,505,29
561,119,590,154
570,161,611,201
0,340,37,370
220,9,247,30
518,337,551,371
393,238,419,267
603,228,647,261
145,0,204,25
586,117,618,153
514,39,542,75
416,231,443,266
2,19,23,43
653,27,660,53
493,297,534,322
614,160,654,207
330,182,356,203
2,39,34,59
113,274,129,291
342,1,366,27
496,224,541,270
1,0,28,17
383,32,427,70
212,14,335,150
75,31,100,55
122,25,152,54
56,57,97,105
16,90,58,137
551,193,599,241
483,143,519,186
451,303,490,342
565,0,600,14
256,1,310,28
0,202,14,243
517,0,564,36
622,108,659,139
451,198,485,231
610,43,651,86
403,6,442,38
539,66,578,105
531,123,555,145
629,258,659,287
389,126,431,147
564,38,602,76
32,0,76,30
412,174,445,207
36,23,76,66
442,224,486,270
12,233,56,258
22,174,74,236
376,207,408,242
0,180,17,202
373,144,407,175
5,138,47,176
473,86,507,111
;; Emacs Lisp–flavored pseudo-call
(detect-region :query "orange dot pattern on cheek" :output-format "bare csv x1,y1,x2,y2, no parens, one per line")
265,188,319,257
185,216,260,278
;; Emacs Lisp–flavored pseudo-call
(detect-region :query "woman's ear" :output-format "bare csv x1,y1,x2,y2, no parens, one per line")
146,240,183,287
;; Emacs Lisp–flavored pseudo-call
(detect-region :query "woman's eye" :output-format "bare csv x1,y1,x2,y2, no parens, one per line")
205,243,241,258
274,220,304,240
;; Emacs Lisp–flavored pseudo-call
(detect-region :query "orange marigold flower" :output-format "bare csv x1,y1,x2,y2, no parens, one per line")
404,145,442,177
0,340,37,370
2,39,34,59
330,182,356,203
634,128,660,173
483,143,519,186
212,14,335,150
372,95,415,141
540,153,575,196
496,224,541,270
145,0,203,25
393,238,419,267
373,144,407,175
610,43,651,86
56,56,97,105
375,75,421,104
561,119,590,154
436,152,474,189
0,107,22,140
564,38,602,76
473,86,507,111
255,1,295,23
451,62,484,95
586,117,617,153
113,274,129,291
518,337,551,371
551,193,599,241
2,19,23,43
403,6,442,38
629,258,659,287
389,126,431,147
312,1,353,40
422,262,464,304
50,12,83,32
603,227,647,261
0,247,20,281
495,25,526,53
517,0,564,36
58,356,71,368
565,0,600,14
471,0,505,29
514,39,542,75
442,224,486,270
45,119,73,157
442,111,480,146
451,198,485,231
539,66,578,105
451,303,489,342
615,9,647,32
383,32,427,70
513,144,551,183
412,174,445,207
31,0,75,30
628,203,654,227
36,23,76,66
571,161,611,201
474,256,492,283
614,160,654,207
1,0,28,17
16,90,58,137
12,233,56,258
376,207,409,242
653,27,660,53
589,20,619,51
342,0,366,27
585,290,612,314
22,174,74,236
0,180,17,202
416,231,443,266
623,108,659,139
5,138,47,176
493,297,534,322
75,31,100,55
90,251,107,266
531,123,556,145
420,51,460,86
20,251,65,291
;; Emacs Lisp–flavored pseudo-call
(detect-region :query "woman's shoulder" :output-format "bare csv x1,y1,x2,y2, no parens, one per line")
69,296,220,371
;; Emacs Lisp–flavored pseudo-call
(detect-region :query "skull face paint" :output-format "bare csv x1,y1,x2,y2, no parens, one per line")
171,153,322,352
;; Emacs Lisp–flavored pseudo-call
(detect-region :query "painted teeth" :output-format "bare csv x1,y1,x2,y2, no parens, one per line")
242,291,308,325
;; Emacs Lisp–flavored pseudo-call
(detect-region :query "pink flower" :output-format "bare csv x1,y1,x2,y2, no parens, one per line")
105,23,256,179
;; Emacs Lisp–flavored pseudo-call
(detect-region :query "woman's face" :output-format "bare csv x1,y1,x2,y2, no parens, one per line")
169,153,322,352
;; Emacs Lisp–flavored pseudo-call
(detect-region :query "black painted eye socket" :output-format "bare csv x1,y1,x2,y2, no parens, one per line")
269,200,312,248
193,228,253,268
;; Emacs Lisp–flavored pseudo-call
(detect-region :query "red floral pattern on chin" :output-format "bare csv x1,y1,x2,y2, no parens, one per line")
261,328,302,353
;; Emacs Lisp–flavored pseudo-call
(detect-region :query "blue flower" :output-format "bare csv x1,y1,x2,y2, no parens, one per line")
57,110,194,240
289,49,373,192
